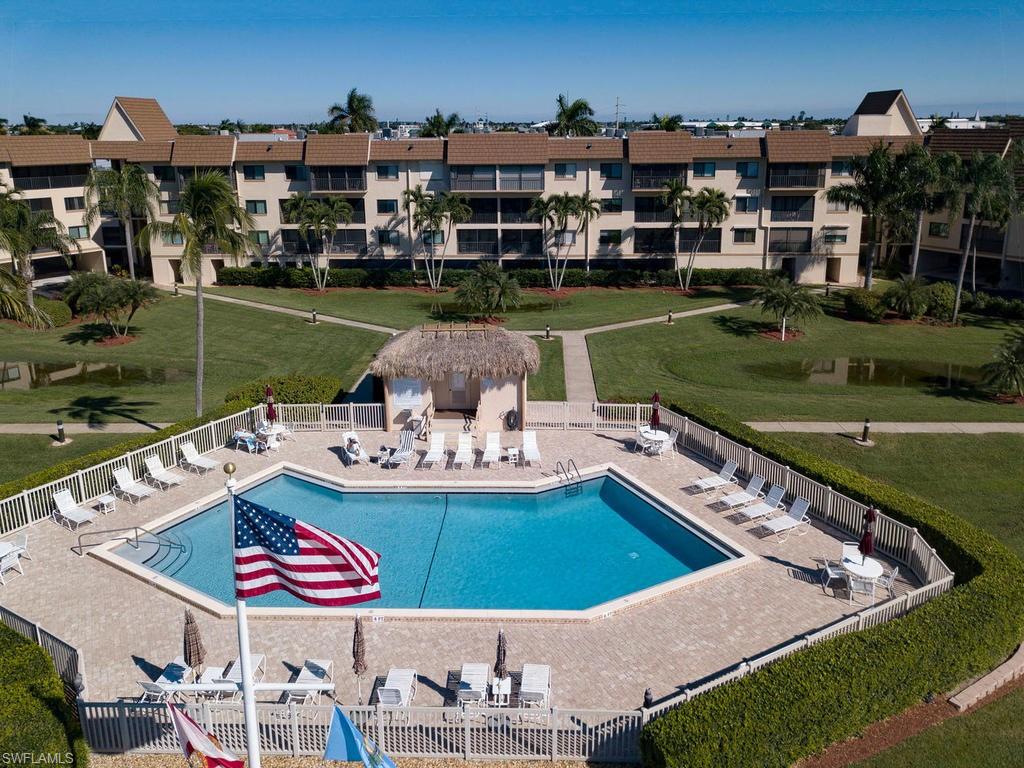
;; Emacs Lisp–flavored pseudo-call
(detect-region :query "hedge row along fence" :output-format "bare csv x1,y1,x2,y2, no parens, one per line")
639,399,1024,768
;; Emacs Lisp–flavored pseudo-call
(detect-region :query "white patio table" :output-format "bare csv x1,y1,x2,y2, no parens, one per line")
639,427,671,445
840,555,883,580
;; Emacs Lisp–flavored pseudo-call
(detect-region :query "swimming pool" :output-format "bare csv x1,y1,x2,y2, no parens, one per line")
114,470,739,613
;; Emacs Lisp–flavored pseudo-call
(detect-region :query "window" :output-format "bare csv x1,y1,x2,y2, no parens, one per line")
68,225,89,239
734,228,756,243
424,230,444,245
554,163,577,179
27,198,53,213
599,229,622,246
243,165,265,181
376,164,399,180
831,160,852,177
162,232,184,246
692,161,716,177
377,199,398,215
768,227,812,253
285,164,307,181
680,228,722,253
827,199,850,213
822,228,848,244
736,161,759,178
160,199,181,215
929,222,950,238
599,163,622,179
378,229,401,246
64,196,85,211
735,196,759,213
251,230,270,246
600,197,623,214
153,165,176,182
557,230,576,246
246,200,267,215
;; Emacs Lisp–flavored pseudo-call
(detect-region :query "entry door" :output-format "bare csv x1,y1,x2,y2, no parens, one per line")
449,372,467,408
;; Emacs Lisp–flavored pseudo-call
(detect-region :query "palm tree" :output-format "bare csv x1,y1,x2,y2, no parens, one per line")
437,192,472,288
83,163,160,280
548,193,578,290
889,145,941,277
651,113,683,132
754,275,823,341
0,118,7,136
883,275,930,319
454,263,522,317
402,185,441,288
527,195,557,288
826,143,899,290
0,269,48,327
19,115,48,135
552,95,598,137
284,194,354,290
327,88,378,133
0,194,78,310
928,115,950,132
982,329,1024,398
681,188,730,290
661,178,693,289
572,191,602,278
420,110,461,138
138,170,255,415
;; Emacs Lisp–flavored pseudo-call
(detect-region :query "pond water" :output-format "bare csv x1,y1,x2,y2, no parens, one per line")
749,357,984,389
0,361,186,389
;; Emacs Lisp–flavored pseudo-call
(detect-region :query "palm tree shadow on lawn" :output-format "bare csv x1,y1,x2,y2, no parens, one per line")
50,395,159,429
712,314,774,338
60,323,141,346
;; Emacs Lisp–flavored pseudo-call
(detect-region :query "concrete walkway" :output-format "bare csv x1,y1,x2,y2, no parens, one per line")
746,421,1024,434
0,422,172,434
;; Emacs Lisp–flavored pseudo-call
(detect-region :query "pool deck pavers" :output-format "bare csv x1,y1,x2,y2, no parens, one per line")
0,429,918,710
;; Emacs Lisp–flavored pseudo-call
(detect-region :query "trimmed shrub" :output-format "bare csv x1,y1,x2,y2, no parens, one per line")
926,281,957,321
843,287,886,322
962,291,1024,321
224,374,345,406
640,399,1024,768
34,296,72,327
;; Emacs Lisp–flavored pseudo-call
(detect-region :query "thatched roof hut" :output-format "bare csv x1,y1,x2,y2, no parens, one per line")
371,324,540,381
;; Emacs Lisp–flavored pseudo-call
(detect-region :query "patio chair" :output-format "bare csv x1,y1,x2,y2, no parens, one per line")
137,681,170,703
736,484,786,522
876,566,900,599
179,441,219,473
690,460,739,494
233,430,266,454
522,431,542,467
0,552,24,586
51,489,97,530
155,656,194,686
220,654,266,699
848,575,876,605
420,432,447,469
341,431,371,464
480,432,501,468
519,663,551,708
378,668,417,707
259,419,293,440
633,431,653,454
144,455,186,489
387,430,416,468
757,497,811,542
113,467,155,503
195,665,227,700
841,541,861,564
281,659,334,705
717,475,765,510
11,532,30,560
452,433,474,469
456,663,489,706
820,559,849,596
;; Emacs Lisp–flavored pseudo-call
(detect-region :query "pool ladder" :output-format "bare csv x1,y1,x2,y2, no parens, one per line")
555,459,583,496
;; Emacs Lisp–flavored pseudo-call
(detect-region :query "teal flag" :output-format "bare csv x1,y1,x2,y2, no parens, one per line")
324,704,397,768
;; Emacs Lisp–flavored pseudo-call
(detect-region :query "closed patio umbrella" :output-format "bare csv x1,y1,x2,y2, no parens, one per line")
650,391,661,430
183,608,206,674
352,616,367,703
265,385,277,423
858,507,877,563
494,629,508,680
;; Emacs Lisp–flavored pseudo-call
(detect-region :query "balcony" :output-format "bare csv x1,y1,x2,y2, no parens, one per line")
451,177,497,192
309,174,366,193
467,211,498,224
499,177,544,192
632,174,687,191
501,211,532,224
13,174,88,191
770,210,814,222
767,171,825,189
457,242,500,256
768,240,812,254
635,209,674,224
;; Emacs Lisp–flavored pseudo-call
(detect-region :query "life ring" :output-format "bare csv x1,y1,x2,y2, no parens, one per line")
505,410,519,430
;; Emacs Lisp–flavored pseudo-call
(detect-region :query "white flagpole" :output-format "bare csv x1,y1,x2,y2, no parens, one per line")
225,464,262,768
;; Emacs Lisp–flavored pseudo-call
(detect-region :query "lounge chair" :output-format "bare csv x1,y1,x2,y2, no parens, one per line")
282,659,334,705
876,566,900,599
10,532,30,560
341,431,371,464
387,430,415,468
379,668,416,707
480,432,501,468
137,681,171,703
456,662,489,706
691,460,739,494
113,467,155,503
225,654,266,684
420,432,447,469
717,475,765,510
519,663,551,708
51,489,97,530
758,497,811,542
156,656,193,686
820,559,849,596
0,552,24,586
233,430,266,454
522,431,542,467
179,441,219,473
452,433,474,469
736,484,786,522
196,665,227,700
144,455,186,489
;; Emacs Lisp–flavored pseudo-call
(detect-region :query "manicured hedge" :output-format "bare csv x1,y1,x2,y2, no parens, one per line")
224,374,345,406
34,296,73,327
843,287,887,322
0,624,88,766
961,290,1024,320
640,399,1024,768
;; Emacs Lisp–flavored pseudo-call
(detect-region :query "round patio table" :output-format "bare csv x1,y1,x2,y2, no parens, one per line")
840,555,883,580
0,542,15,558
639,427,671,444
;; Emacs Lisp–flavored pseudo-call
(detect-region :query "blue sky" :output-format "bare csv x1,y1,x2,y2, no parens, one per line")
2,0,1022,125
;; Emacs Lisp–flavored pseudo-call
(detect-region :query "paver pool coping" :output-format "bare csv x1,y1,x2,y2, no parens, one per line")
90,460,756,623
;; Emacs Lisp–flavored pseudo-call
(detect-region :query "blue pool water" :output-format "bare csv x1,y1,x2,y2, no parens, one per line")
117,473,732,610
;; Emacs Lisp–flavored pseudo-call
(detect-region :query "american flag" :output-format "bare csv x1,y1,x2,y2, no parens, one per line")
233,498,381,607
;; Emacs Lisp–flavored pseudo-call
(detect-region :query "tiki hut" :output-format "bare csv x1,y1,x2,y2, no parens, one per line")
370,324,540,433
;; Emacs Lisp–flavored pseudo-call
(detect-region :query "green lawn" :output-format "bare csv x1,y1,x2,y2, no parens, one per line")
588,306,1023,422
205,285,752,331
0,295,387,424
529,336,565,401
0,434,132,484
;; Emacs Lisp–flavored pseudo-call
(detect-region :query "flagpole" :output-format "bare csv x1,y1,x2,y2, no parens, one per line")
225,463,262,768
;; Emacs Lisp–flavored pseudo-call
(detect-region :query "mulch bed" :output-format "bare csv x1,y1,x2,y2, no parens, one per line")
994,394,1024,406
95,335,137,347
758,328,805,342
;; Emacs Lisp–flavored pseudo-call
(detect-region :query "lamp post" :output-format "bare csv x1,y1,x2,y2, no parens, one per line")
310,309,318,325
545,324,550,341
854,417,874,447
56,419,66,444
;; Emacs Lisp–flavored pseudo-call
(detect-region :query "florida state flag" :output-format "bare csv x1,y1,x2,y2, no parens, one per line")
167,703,244,768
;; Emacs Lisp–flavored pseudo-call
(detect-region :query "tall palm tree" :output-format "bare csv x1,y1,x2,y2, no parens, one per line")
527,195,557,288
83,163,160,280
982,330,1024,399
436,192,472,288
138,170,255,415
284,194,354,290
682,188,730,290
661,178,693,289
420,110,461,138
548,193,578,290
327,88,378,133
572,191,602,279
552,95,599,137
754,275,822,341
890,144,940,277
19,115,48,135
825,143,899,290
402,184,439,286
0,194,78,310
651,113,683,132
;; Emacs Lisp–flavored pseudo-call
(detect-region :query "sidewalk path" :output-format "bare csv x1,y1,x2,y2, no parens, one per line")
746,421,1024,434
0,422,173,434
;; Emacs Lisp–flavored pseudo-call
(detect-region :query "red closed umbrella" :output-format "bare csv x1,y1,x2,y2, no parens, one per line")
265,385,277,423
650,391,661,430
858,507,877,562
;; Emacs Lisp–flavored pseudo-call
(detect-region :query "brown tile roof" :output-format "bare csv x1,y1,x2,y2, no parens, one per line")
691,137,762,159
626,131,693,163
304,134,370,165
547,137,624,160
853,90,903,116
0,135,93,167
234,141,305,162
765,130,832,162
369,139,445,161
829,135,922,158
170,135,236,167
926,129,1012,159
447,133,549,165
90,140,174,163
113,97,177,141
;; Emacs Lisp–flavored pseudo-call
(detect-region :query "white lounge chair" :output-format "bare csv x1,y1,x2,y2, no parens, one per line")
420,432,447,469
218,654,266,699
51,489,97,530
758,497,811,542
0,552,24,586
691,460,739,494
195,665,227,700
144,455,186,489
717,475,765,510
341,431,371,464
179,441,219,473
876,566,900,599
480,432,501,468
736,484,786,522
452,433,474,469
522,431,542,467
379,668,416,706
282,659,334,705
519,663,551,708
387,430,416,467
113,467,155,503
456,662,489,706
137,681,170,703
156,656,193,686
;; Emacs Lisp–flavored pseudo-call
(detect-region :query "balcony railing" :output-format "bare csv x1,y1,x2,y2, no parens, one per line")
501,244,541,256
635,209,674,224
499,177,544,192
500,212,533,224
309,176,366,192
770,210,814,222
767,172,825,189
451,177,497,191
632,174,686,191
13,174,88,191
457,242,500,256
768,240,812,254
467,212,498,224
